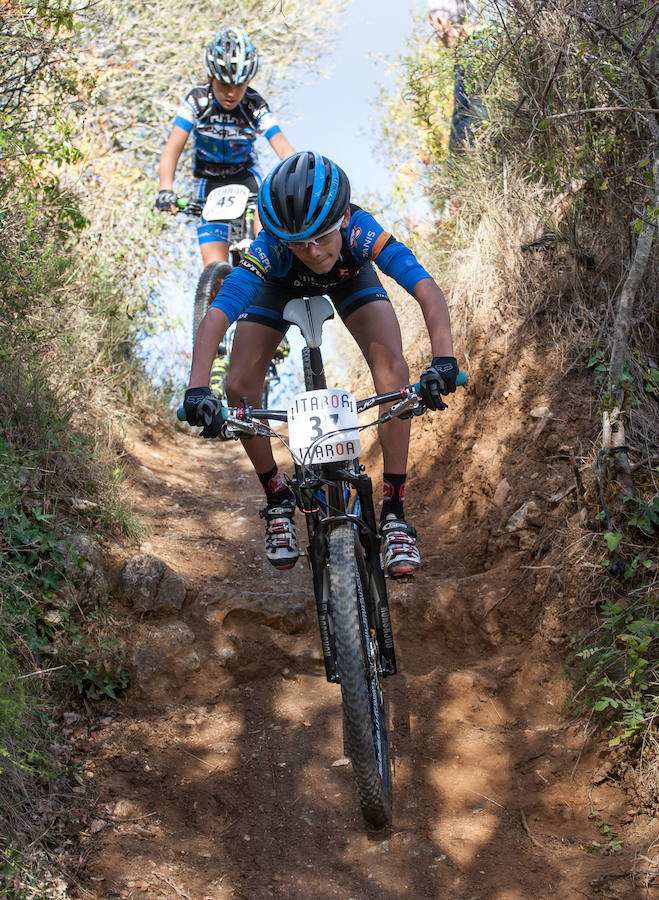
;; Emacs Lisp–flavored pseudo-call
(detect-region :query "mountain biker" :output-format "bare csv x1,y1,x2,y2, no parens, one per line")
183,151,458,578
155,26,295,266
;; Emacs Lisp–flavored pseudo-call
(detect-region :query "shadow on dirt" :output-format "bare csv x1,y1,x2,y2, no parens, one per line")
74,339,640,899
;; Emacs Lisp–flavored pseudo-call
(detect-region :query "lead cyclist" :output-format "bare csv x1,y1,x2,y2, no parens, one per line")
183,151,460,579
155,26,295,266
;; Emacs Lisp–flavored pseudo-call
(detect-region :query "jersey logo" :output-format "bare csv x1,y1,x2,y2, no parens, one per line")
241,253,266,280
349,226,362,249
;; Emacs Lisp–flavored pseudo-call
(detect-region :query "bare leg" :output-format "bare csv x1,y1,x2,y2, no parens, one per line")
225,321,285,474
344,301,411,474
201,240,230,266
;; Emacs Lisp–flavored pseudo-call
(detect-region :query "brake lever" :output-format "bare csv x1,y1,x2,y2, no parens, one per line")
380,389,423,423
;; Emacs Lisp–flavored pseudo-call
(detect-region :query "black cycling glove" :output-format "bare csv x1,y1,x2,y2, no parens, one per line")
419,356,459,411
184,388,238,440
183,386,212,425
155,189,177,211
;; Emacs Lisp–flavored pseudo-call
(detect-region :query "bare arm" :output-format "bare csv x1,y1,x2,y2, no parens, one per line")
413,277,454,357
269,131,295,159
158,126,189,191
189,307,231,387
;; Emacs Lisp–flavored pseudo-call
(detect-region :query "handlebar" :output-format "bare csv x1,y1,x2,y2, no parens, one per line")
176,371,468,425
175,193,258,219
176,197,203,217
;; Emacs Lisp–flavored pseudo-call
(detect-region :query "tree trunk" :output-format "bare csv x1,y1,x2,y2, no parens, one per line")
603,147,657,501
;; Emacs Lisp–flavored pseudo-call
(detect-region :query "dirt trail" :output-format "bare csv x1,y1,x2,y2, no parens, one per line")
72,365,649,899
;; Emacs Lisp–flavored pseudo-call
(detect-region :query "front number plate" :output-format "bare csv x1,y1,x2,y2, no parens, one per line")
288,389,360,465
202,184,250,221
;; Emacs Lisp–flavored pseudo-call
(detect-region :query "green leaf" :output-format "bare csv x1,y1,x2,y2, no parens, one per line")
604,532,622,551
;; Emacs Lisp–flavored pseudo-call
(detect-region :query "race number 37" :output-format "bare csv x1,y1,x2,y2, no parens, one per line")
287,389,360,464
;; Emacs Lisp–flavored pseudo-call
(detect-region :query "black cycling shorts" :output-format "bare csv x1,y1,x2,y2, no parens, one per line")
237,262,390,333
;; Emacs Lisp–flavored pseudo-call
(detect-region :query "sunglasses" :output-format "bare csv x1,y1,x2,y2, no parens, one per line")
286,218,343,250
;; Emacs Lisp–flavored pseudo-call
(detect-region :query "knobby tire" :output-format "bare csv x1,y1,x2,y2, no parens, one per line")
328,525,392,827
192,261,232,348
302,346,327,391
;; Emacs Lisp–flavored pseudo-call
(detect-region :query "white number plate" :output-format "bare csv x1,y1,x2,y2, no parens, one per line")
202,184,250,221
288,389,361,465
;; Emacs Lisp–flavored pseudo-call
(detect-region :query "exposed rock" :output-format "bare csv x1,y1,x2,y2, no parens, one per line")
70,497,99,511
526,501,545,527
212,646,236,665
191,585,233,620
220,592,313,634
543,433,560,454
492,478,511,507
514,528,537,550
120,553,187,614
505,500,543,532
44,609,64,624
130,620,200,688
112,799,141,820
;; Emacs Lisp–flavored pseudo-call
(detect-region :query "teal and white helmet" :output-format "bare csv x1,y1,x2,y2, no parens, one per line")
205,27,259,84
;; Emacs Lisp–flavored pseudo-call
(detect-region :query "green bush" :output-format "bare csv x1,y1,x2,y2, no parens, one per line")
571,596,658,746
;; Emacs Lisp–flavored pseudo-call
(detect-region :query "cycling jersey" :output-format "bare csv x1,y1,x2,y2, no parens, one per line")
173,84,282,179
210,205,432,325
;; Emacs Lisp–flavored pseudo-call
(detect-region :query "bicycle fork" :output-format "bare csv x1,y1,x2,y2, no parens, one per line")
299,471,397,684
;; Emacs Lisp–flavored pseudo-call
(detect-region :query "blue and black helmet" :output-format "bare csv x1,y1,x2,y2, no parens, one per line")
258,152,351,242
205,27,259,85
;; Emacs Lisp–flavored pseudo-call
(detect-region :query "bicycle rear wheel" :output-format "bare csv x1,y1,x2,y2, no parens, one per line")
193,261,232,347
328,524,392,827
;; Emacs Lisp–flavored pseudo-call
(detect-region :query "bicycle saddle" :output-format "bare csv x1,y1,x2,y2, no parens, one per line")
283,296,334,349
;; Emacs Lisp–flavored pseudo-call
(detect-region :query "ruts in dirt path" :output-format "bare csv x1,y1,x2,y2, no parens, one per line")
73,418,641,900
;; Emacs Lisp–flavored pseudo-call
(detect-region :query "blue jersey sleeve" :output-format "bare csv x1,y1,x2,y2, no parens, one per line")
173,94,196,133
375,240,432,294
208,266,261,324
209,232,290,323
346,208,431,294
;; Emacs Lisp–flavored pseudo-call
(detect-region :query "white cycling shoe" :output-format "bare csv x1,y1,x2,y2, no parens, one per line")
380,514,420,578
259,500,299,570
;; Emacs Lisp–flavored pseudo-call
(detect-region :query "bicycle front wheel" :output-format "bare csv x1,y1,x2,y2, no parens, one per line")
302,346,326,391
193,261,232,347
329,524,392,827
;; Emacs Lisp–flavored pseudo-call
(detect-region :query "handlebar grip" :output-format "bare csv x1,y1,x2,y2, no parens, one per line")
176,404,230,424
411,370,468,394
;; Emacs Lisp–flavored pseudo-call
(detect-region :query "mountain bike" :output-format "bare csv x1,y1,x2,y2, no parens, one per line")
176,184,257,346
176,185,288,407
178,295,466,827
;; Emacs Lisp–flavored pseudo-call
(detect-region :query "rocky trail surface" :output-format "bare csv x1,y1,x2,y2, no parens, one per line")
71,366,654,899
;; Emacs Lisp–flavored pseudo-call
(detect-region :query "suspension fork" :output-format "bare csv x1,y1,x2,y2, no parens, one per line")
340,469,397,676
295,466,339,683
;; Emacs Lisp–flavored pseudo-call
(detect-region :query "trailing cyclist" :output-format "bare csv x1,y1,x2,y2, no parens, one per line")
183,151,459,578
155,26,295,267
